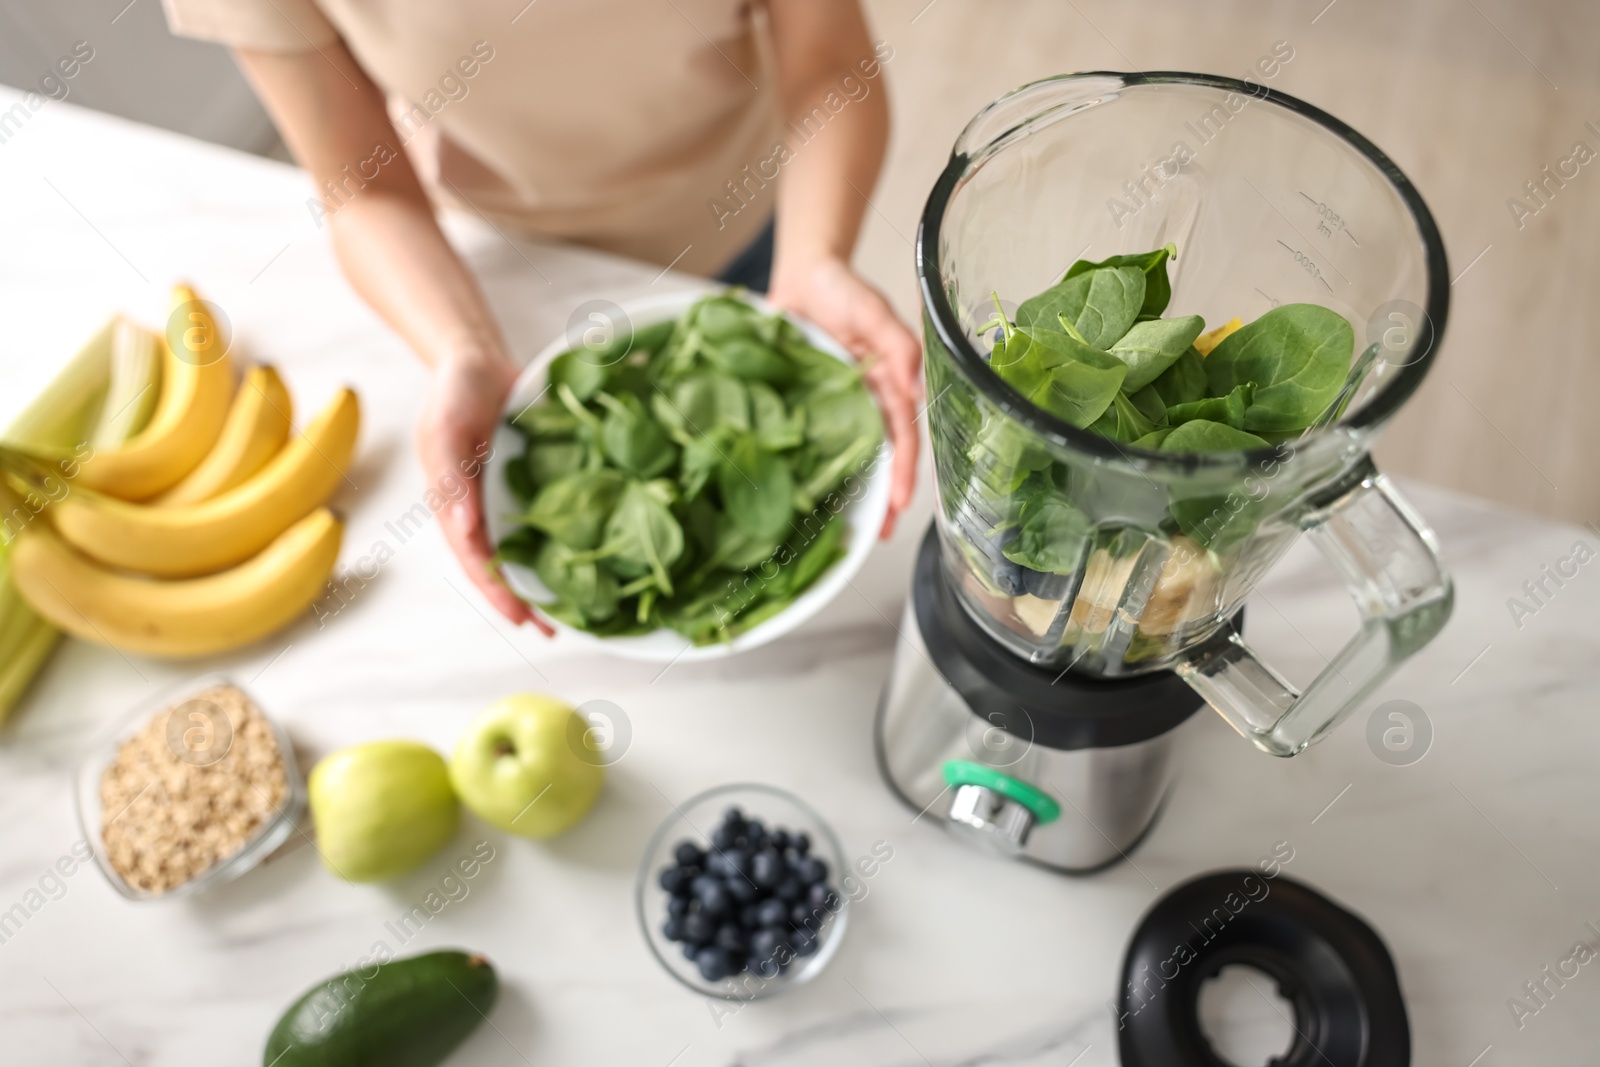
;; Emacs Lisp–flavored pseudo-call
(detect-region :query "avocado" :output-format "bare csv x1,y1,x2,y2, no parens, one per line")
263,950,498,1067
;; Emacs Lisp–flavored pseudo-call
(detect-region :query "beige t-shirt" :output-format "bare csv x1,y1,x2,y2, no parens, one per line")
163,0,779,273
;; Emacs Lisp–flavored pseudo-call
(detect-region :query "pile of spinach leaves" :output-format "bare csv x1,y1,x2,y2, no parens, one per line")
496,294,883,644
962,243,1355,594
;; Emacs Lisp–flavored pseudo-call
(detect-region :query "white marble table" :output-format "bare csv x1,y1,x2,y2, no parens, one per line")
2,88,1597,1067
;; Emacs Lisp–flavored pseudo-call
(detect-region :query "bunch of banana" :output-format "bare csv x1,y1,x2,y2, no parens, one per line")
3,284,359,666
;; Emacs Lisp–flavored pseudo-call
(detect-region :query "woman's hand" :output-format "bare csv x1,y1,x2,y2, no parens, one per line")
768,255,922,538
416,349,553,633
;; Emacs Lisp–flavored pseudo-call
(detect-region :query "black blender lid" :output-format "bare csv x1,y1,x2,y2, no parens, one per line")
913,524,1205,751
1119,870,1410,1067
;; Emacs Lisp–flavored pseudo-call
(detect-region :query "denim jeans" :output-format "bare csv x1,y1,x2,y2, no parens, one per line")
715,217,775,294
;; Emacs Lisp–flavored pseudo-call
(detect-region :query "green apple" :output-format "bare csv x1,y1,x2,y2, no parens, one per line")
309,740,459,882
449,694,603,838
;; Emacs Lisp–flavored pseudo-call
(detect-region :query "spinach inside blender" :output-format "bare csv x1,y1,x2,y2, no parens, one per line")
964,244,1357,645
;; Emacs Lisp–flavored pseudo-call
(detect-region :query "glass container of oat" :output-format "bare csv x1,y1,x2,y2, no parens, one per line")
75,674,306,900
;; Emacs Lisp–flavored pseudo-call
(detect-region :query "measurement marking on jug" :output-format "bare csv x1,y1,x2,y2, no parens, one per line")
1298,190,1361,246
1276,239,1336,294
1465,1044,1492,1067
1254,286,1280,308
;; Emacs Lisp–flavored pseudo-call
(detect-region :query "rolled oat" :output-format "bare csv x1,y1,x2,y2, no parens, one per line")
100,683,288,894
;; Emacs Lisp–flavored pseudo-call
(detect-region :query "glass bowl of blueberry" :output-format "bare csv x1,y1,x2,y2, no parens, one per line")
636,783,850,1000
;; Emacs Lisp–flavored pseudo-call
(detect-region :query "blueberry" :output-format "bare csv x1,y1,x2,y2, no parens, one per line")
742,818,766,843
682,940,700,961
769,828,790,852
711,824,738,850
659,867,690,895
714,923,748,954
750,848,783,888
740,904,762,929
747,954,780,979
684,910,717,943
791,927,820,957
795,857,828,885
662,917,687,942
666,895,689,919
756,897,789,928
790,903,818,928
775,876,803,903
710,848,750,879
1022,567,1071,600
725,874,758,904
806,883,840,911
695,946,734,982
992,558,1026,596
693,876,730,917
749,927,790,963
674,841,706,868
790,831,810,856
722,806,745,829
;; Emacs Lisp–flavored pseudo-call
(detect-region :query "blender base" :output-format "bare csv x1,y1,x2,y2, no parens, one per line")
875,525,1208,874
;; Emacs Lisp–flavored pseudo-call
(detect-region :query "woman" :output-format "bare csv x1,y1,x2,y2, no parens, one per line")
164,0,921,629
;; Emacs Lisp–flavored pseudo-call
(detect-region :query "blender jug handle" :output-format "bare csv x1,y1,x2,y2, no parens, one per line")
1174,459,1453,757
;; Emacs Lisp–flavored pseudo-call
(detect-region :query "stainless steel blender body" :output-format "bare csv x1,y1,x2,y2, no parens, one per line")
877,600,1181,872
876,528,1204,873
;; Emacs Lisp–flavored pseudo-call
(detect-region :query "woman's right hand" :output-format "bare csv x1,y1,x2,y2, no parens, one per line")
416,348,553,633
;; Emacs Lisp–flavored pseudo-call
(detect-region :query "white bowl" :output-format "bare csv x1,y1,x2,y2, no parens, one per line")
484,289,891,662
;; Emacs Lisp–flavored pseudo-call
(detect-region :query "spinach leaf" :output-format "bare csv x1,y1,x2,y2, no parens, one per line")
1166,383,1255,430
651,374,749,444
719,435,794,542
524,440,590,492
494,526,543,569
707,337,794,385
1132,427,1173,449
504,452,536,504
969,417,1052,499
749,382,805,450
780,511,846,598
595,392,677,479
1160,419,1270,453
510,400,581,440
1143,346,1208,408
522,470,624,550
534,539,620,624
1109,390,1161,442
803,384,881,457
1063,243,1178,318
1017,265,1145,348
548,350,607,402
678,435,723,501
1108,315,1206,392
1205,304,1354,432
694,295,760,343
591,480,685,594
1005,327,1127,427
1002,488,1092,574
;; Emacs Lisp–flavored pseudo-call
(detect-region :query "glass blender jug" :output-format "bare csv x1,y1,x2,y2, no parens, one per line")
921,71,1452,758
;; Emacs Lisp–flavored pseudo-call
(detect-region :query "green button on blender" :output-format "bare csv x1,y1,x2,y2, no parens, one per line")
942,760,1061,825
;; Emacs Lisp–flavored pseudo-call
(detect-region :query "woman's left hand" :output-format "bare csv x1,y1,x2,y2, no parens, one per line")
768,256,922,538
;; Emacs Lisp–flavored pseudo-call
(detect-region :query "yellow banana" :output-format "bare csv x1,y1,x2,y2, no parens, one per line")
75,285,235,500
11,507,343,658
37,387,358,578
154,364,292,507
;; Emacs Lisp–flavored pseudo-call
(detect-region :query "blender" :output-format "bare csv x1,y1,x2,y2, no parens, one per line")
876,72,1453,871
